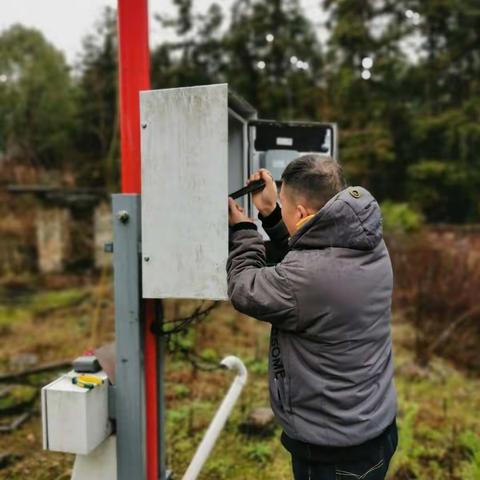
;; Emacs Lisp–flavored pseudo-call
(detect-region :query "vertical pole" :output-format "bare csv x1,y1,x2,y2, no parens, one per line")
117,2,160,480
144,298,159,479
155,300,167,480
112,194,145,480
117,0,150,193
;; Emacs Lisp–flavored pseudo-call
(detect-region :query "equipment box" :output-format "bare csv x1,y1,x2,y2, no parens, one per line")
41,371,111,455
140,84,337,301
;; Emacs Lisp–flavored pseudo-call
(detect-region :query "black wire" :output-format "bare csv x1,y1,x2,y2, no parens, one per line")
160,301,220,335
170,343,221,372
160,301,223,370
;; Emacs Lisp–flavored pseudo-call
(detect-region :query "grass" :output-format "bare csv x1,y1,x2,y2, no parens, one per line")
0,287,90,328
0,282,479,479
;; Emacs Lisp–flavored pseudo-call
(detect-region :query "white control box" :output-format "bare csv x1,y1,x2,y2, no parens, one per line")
41,371,111,455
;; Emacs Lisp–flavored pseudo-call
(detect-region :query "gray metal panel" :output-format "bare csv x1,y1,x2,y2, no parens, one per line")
140,84,229,300
112,194,145,480
261,149,300,181
332,123,338,161
228,101,256,217
228,113,246,210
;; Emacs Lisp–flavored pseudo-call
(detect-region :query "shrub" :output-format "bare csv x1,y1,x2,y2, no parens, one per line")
389,233,480,370
381,201,424,235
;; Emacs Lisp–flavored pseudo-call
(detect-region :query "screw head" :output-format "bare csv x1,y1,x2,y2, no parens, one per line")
117,210,129,223
144,256,150,262
104,242,114,253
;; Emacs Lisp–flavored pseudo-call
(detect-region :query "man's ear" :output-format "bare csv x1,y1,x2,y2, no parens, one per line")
297,204,309,219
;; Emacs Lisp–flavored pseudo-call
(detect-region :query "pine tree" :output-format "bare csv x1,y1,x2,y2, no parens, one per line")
74,6,119,188
152,0,324,119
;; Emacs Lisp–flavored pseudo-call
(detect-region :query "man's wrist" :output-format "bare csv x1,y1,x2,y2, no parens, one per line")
231,222,257,233
259,205,277,217
258,203,282,228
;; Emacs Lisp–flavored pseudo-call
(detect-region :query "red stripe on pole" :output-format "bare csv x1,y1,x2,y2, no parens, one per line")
117,2,158,480
144,299,159,479
118,0,150,194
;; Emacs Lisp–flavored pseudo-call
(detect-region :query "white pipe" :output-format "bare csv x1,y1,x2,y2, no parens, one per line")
182,356,248,480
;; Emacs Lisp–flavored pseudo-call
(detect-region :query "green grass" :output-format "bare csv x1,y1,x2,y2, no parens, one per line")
0,287,89,327
163,321,480,480
0,385,37,411
31,288,89,313
1,291,479,480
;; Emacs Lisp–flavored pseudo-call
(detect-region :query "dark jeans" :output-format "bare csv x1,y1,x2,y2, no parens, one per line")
290,424,398,480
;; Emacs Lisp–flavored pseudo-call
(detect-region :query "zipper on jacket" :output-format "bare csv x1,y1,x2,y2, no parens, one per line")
275,376,292,414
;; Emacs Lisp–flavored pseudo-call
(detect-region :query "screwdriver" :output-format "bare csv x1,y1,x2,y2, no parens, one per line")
229,179,266,200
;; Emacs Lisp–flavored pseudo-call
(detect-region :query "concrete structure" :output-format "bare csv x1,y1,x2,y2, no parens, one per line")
94,202,113,269
35,207,71,273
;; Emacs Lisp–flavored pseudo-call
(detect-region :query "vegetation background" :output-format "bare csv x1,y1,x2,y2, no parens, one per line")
2,0,480,221
0,1,479,479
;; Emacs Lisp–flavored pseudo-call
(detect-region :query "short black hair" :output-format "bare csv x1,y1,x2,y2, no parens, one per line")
281,154,346,210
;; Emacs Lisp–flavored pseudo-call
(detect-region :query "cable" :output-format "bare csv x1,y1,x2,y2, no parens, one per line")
160,301,220,335
149,301,222,371
168,340,222,372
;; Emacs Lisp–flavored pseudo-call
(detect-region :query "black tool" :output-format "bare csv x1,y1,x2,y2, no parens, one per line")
229,179,266,200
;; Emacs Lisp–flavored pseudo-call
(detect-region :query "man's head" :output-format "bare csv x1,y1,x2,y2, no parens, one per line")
279,154,346,235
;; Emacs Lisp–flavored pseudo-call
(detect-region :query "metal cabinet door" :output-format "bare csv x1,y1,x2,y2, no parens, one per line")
141,84,229,300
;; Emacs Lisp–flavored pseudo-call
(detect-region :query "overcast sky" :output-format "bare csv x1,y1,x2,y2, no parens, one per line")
0,0,326,66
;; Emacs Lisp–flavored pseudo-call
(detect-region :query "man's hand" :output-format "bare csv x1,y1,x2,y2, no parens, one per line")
228,197,254,226
248,169,277,216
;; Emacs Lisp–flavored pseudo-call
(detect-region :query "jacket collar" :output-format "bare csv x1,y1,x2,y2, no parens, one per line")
288,187,383,251
295,213,316,232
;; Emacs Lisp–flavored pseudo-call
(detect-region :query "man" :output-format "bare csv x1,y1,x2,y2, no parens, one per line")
227,155,397,480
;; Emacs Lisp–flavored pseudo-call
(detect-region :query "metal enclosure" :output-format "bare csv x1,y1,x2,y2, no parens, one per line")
250,119,337,181
228,91,257,212
140,83,337,300
141,84,257,300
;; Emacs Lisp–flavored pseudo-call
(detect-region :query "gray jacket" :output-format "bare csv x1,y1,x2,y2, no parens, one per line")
227,187,396,447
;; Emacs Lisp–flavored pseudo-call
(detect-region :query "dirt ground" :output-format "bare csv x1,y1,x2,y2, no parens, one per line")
0,274,479,479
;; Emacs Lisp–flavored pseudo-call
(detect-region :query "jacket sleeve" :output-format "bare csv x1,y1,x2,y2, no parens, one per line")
227,227,298,332
259,204,290,263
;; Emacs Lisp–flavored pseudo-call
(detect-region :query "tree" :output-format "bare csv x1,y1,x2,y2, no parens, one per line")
73,6,119,189
0,25,76,170
322,0,411,199
152,0,324,120
322,0,480,221
397,0,480,221
3,1,478,222
224,0,324,119
152,2,225,90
